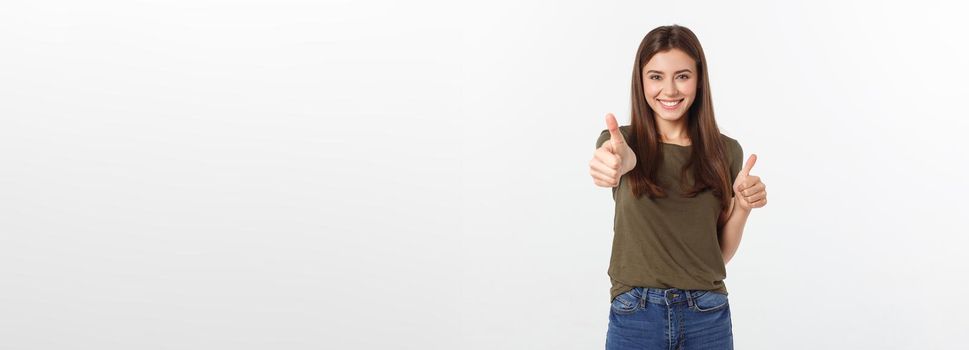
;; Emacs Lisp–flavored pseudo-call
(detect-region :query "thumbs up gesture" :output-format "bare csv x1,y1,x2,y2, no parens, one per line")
590,113,637,187
733,154,767,211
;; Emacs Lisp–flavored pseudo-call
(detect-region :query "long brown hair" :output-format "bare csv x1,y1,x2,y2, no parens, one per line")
625,24,734,228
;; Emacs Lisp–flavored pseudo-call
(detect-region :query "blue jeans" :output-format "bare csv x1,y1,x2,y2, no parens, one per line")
606,287,733,350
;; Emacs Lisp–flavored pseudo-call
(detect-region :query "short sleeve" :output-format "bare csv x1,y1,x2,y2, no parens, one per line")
595,125,630,150
728,139,744,191
595,129,610,149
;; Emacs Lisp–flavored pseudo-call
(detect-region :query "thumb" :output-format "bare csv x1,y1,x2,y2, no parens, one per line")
740,154,757,177
605,113,627,154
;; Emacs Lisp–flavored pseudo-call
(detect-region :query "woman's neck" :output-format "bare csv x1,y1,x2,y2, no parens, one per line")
655,117,690,144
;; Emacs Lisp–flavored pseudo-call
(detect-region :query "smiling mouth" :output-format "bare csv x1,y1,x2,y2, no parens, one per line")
658,98,684,108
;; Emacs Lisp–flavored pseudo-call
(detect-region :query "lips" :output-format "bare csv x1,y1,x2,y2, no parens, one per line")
657,98,684,110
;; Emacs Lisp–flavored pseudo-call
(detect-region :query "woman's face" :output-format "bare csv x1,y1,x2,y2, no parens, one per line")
642,48,698,123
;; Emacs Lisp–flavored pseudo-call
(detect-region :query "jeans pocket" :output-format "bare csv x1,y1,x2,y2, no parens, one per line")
691,290,728,312
610,288,643,315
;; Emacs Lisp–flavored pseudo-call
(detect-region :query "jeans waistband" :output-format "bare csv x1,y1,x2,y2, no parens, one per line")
635,287,714,306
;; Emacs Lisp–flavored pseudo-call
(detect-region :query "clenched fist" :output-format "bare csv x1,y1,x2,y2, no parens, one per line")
590,113,637,187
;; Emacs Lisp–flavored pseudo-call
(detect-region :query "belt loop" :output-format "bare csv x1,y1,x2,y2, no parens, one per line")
686,290,695,308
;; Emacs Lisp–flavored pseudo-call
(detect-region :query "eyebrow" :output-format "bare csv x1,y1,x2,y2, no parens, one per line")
646,69,693,75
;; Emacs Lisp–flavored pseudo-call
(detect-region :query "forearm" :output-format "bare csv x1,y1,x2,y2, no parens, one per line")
719,196,751,265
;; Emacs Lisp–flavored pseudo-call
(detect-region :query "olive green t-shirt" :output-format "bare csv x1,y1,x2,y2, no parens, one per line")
596,125,743,303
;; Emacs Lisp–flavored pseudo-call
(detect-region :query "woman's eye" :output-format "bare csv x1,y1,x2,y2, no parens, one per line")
677,75,690,80
649,75,661,80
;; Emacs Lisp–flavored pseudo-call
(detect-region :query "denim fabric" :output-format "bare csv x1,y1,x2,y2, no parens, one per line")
606,287,733,350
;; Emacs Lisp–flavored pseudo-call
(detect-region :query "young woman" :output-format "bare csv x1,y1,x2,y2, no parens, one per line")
588,25,768,350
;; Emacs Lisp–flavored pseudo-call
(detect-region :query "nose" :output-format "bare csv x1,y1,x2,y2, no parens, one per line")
665,78,679,95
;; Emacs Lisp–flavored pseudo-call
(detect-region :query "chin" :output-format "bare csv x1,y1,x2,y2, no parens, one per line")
654,110,687,121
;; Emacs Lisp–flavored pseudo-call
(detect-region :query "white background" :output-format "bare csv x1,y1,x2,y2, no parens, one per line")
2,0,967,349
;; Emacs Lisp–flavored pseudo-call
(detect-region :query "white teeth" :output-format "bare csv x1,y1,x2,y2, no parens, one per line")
660,99,682,107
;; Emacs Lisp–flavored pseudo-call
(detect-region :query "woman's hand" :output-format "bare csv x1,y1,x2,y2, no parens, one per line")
733,154,767,211
590,113,637,187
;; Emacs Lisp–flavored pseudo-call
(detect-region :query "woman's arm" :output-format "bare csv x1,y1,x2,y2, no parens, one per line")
720,151,766,265
719,196,751,265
